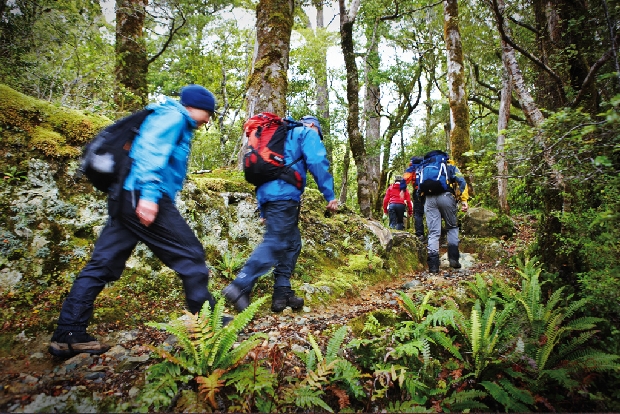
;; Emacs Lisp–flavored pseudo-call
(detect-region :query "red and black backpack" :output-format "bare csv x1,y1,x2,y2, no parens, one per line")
243,112,303,189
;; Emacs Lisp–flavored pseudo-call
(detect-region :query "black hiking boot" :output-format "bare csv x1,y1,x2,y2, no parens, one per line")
427,252,440,274
447,245,461,269
48,331,110,358
271,287,304,312
222,283,250,312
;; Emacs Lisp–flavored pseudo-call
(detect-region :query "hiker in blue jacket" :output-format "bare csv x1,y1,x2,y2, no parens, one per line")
49,85,219,358
419,150,469,273
223,115,339,313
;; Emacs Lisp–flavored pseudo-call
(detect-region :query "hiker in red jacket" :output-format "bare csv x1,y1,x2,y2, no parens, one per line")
383,175,413,230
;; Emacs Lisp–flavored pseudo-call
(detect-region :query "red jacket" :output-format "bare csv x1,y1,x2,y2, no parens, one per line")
383,182,413,215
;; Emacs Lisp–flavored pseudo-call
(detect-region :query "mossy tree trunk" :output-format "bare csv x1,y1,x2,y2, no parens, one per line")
245,0,293,117
497,53,511,214
237,0,294,169
115,0,148,113
363,19,381,216
339,0,372,218
443,0,471,181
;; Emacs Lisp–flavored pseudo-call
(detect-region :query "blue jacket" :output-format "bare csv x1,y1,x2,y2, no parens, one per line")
124,98,196,204
256,126,335,207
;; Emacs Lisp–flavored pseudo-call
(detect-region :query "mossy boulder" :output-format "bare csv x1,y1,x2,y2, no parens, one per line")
461,207,515,238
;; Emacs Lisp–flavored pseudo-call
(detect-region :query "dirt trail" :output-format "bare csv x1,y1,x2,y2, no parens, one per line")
0,222,528,413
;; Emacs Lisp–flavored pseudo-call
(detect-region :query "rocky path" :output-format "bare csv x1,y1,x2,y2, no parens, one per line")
0,257,513,412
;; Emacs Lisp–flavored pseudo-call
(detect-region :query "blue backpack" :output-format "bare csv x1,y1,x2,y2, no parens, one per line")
418,151,451,195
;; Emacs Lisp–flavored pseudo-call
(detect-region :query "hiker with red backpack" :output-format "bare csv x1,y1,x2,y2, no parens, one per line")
49,85,220,358
417,150,469,273
383,175,413,230
223,114,338,313
402,155,426,241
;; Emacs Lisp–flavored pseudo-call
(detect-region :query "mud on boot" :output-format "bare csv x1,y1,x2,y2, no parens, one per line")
271,287,304,312
447,245,461,269
48,331,110,358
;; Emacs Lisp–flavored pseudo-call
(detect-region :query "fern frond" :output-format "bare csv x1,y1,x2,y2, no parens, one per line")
146,344,187,369
392,339,425,359
565,316,605,331
207,296,268,369
443,389,488,411
481,301,497,345
470,307,481,354
294,384,333,412
218,334,268,369
196,369,226,409
550,330,598,364
562,297,590,320
572,350,620,371
542,288,565,318
396,290,420,319
424,308,458,328
540,367,578,389
326,326,348,363
308,333,324,363
333,360,365,398
498,378,535,406
306,348,317,371
428,330,463,361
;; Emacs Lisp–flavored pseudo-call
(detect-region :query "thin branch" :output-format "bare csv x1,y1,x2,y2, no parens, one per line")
379,0,442,21
570,48,613,108
469,95,526,122
507,16,539,36
148,15,186,64
472,62,499,94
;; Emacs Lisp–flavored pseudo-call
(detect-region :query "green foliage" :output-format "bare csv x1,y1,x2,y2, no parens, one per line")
455,298,515,379
214,248,246,280
137,297,268,411
480,379,534,412
291,326,365,412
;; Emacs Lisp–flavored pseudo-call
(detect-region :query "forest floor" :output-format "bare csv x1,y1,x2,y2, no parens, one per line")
0,221,535,413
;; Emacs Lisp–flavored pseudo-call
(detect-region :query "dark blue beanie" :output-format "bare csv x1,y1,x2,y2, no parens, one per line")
180,84,216,114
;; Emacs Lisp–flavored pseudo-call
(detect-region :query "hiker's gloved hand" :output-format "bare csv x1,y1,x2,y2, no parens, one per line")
382,213,387,220
461,201,469,212
403,211,408,217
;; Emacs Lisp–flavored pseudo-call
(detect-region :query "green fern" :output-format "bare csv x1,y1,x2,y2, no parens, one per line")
296,326,365,409
457,298,515,378
480,380,534,412
442,389,489,411
294,384,334,412
140,296,268,410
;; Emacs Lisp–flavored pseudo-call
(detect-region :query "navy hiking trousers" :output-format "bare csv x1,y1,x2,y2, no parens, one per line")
55,190,214,333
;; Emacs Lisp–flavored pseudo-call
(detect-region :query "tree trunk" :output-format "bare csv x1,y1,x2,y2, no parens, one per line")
245,0,293,116
338,145,351,205
443,0,473,195
339,0,372,218
238,0,294,168
363,19,381,214
115,0,148,112
443,0,471,183
313,0,333,166
497,45,511,214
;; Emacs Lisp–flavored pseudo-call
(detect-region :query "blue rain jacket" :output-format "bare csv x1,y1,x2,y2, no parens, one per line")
256,126,335,206
123,98,196,204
